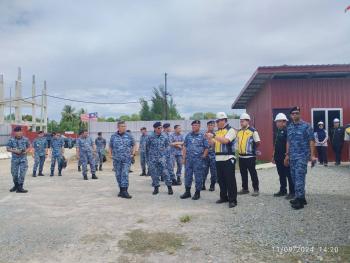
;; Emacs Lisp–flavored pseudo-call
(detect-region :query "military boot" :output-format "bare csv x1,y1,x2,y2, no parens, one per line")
58,170,62,176
180,187,191,199
95,165,98,171
9,182,18,192
176,176,182,185
290,197,307,205
78,166,81,172
192,190,200,200
118,188,121,197
120,187,132,199
291,198,305,210
16,184,28,193
32,172,37,177
83,175,88,180
152,186,159,195
172,178,180,186
50,171,54,176
209,182,215,192
99,165,102,171
140,169,146,176
38,171,44,176
201,183,206,191
167,186,173,195
92,174,98,179
274,191,287,197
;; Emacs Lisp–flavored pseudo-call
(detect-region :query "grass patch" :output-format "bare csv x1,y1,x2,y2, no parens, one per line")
136,219,144,223
80,233,114,244
118,229,185,255
179,215,191,223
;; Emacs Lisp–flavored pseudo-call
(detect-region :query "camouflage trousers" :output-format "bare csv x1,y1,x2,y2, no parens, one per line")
113,159,131,188
290,158,308,198
33,154,45,174
11,157,28,184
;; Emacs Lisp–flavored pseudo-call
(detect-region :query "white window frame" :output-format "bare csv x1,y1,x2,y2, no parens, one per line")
311,108,343,133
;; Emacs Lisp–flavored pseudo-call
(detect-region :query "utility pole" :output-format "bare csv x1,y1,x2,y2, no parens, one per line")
164,72,168,120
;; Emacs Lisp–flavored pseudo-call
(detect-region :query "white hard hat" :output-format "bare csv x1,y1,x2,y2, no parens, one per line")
240,113,251,120
318,121,324,125
274,113,288,122
216,112,228,120
333,118,340,123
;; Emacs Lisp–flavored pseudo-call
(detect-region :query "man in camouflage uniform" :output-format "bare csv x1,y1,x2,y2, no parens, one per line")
77,130,83,172
203,120,217,191
285,107,316,210
170,125,184,185
109,121,136,199
6,126,30,193
95,132,106,171
146,122,173,195
32,131,48,177
77,130,98,180
50,132,65,176
139,127,149,176
163,123,180,186
180,120,209,200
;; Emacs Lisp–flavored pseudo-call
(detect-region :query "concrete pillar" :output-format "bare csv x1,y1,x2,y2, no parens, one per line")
14,67,22,124
32,75,36,131
0,74,4,124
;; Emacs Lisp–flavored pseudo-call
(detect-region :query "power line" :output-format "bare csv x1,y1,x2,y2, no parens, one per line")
0,94,151,105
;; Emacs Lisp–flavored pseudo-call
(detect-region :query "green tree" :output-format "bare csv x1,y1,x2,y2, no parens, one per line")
139,99,152,121
190,112,204,120
106,117,116,122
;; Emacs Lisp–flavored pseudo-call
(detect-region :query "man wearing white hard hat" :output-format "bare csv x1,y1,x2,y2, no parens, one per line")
314,121,328,166
236,113,261,196
205,112,238,208
330,118,344,165
272,113,294,199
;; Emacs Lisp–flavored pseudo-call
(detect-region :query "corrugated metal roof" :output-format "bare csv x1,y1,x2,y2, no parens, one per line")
232,64,350,109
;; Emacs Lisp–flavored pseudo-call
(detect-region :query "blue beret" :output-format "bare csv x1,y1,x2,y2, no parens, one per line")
191,120,201,125
153,122,162,128
14,126,22,132
163,123,170,129
290,106,301,114
207,120,215,125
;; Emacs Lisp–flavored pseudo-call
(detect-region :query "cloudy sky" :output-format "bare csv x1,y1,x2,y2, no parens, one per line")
0,0,349,120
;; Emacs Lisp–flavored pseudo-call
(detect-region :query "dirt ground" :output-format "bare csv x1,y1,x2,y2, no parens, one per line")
0,152,349,263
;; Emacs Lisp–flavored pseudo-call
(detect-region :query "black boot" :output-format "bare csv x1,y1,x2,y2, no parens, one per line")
58,170,62,176
273,191,287,197
118,187,122,197
32,172,37,177
291,198,305,210
120,187,132,199
9,182,18,192
290,198,307,205
38,171,44,176
153,186,159,195
83,175,88,180
99,165,102,171
180,187,191,199
78,166,81,172
172,179,180,186
168,186,173,195
16,184,28,193
201,182,206,191
192,190,200,200
140,169,146,176
176,176,182,185
209,183,215,192
50,171,54,176
92,174,98,179
95,165,98,171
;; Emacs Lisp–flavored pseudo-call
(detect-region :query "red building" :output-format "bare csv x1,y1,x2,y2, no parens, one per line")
232,64,350,161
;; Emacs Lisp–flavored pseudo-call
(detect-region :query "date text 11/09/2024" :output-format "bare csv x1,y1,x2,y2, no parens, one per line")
272,246,339,254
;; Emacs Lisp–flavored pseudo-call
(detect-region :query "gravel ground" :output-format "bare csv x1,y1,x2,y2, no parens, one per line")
0,154,349,263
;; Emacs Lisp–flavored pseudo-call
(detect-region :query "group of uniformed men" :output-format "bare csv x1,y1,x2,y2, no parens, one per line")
6,107,350,210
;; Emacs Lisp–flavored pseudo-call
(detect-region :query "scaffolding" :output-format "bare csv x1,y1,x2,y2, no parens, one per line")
0,67,48,132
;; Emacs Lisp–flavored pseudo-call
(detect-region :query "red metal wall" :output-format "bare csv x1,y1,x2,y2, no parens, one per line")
246,83,273,161
247,78,350,161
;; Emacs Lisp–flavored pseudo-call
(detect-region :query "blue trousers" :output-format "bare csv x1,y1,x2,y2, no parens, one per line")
33,155,45,174
203,155,217,184
51,155,62,174
149,158,171,187
113,159,131,188
80,152,96,176
290,158,307,198
173,155,183,177
11,157,28,184
166,154,175,180
96,149,104,165
140,151,147,171
185,156,205,191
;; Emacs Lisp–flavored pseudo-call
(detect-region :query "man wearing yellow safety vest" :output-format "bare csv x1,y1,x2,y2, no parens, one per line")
237,113,261,196
206,112,238,208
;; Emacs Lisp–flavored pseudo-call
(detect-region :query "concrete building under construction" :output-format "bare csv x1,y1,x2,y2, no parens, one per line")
0,67,48,132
